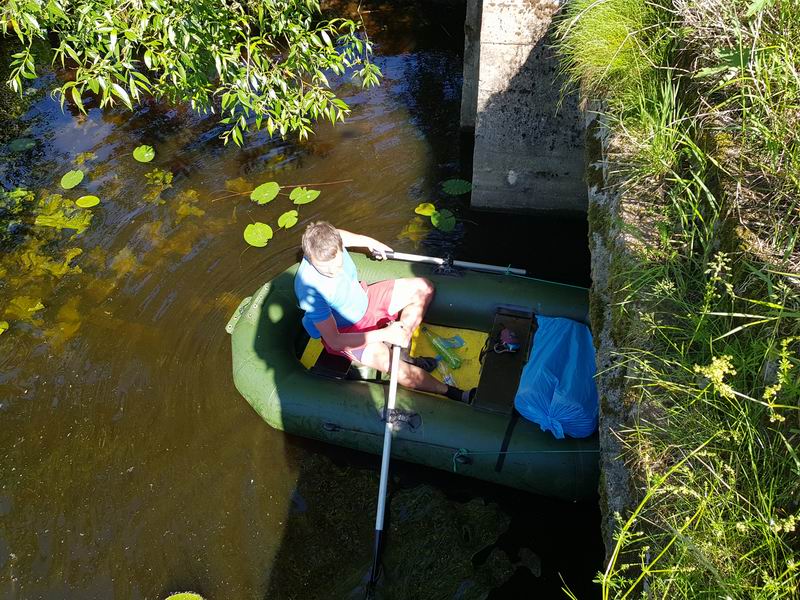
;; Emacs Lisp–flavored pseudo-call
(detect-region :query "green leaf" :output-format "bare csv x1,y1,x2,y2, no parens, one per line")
414,202,436,216
441,179,472,195
277,210,299,229
71,86,85,112
745,0,774,17
133,144,155,163
0,321,8,336
290,187,320,205
7,137,35,152
243,222,273,247
111,83,132,109
431,209,456,232
60,170,84,190
75,195,100,208
250,182,280,204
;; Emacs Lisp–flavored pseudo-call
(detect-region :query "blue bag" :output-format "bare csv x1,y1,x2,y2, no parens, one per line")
513,316,598,439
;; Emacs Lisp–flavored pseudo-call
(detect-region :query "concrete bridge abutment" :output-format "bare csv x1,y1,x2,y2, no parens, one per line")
461,0,586,214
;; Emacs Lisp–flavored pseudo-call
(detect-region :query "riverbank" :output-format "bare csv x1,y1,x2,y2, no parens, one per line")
560,0,800,596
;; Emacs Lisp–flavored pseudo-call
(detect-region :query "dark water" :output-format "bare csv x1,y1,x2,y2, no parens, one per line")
0,2,598,598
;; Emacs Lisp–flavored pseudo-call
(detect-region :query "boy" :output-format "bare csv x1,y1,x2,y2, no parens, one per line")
294,221,472,403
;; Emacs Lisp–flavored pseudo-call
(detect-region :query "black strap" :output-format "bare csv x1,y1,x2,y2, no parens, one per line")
494,410,520,472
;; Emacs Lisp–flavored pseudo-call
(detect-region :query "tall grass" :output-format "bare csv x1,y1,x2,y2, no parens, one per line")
556,0,800,597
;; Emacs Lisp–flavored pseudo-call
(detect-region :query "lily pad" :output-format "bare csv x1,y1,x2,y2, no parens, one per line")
431,209,456,232
250,182,280,205
60,170,84,190
441,179,472,196
243,222,273,247
133,144,155,163
277,210,299,229
8,138,36,152
414,202,436,216
76,195,100,208
0,321,8,335
290,187,320,205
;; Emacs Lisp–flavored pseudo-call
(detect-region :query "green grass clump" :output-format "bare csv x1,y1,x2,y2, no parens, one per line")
556,0,800,597
556,0,673,106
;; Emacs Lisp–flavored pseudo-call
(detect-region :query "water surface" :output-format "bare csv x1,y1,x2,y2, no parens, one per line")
0,3,598,598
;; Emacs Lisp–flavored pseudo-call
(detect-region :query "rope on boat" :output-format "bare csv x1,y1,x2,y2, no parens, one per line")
451,447,600,473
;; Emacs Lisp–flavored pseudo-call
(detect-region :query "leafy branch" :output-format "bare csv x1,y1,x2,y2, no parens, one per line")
1,0,381,144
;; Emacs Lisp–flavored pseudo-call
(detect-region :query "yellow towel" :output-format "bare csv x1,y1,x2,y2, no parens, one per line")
301,323,488,391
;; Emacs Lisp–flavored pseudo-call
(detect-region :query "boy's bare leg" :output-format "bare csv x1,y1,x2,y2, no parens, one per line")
358,341,447,395
388,277,435,333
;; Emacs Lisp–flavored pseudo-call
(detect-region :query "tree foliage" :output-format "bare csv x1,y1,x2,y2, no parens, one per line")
1,0,381,143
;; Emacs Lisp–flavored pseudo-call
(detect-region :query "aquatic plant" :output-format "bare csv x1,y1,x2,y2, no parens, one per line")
243,222,273,247
441,179,472,196
430,209,456,233
143,168,174,204
133,145,155,163
163,593,203,600
7,137,35,152
412,202,457,233
75,195,100,208
1,0,380,144
250,181,280,204
74,151,96,165
59,169,84,190
174,189,204,223
34,193,92,235
277,210,299,229
289,187,320,205
414,202,436,216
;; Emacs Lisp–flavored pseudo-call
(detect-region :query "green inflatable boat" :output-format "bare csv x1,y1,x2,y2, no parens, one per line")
226,253,599,501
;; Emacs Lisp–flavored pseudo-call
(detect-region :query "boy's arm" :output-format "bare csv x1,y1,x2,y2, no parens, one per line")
337,229,393,259
315,315,409,351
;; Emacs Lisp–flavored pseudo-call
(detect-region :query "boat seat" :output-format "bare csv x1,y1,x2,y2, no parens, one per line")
310,349,353,380
472,307,537,416
310,349,381,382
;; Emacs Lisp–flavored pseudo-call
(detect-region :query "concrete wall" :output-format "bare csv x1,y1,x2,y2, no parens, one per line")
467,0,586,214
460,0,482,131
585,106,638,560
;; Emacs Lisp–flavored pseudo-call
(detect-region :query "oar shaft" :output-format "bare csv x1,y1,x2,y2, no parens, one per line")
385,251,526,276
368,344,402,592
374,344,401,533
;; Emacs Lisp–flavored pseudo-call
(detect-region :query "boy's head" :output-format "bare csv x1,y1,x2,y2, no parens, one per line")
302,221,343,277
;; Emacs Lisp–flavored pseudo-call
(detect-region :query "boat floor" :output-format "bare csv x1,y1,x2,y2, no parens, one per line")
299,323,489,391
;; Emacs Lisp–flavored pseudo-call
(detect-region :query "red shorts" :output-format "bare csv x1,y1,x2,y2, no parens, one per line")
322,279,398,362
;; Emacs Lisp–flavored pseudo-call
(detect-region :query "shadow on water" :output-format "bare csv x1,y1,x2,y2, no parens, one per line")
0,1,600,598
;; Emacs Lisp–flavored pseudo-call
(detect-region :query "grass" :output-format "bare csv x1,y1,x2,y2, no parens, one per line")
556,0,800,597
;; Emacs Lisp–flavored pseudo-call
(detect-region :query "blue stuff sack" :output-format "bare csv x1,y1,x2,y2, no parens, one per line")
513,316,598,439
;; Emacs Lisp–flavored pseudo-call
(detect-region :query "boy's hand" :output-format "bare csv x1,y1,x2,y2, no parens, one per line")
382,321,410,348
368,240,393,260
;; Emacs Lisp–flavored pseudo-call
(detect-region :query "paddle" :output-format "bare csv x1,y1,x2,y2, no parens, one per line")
373,250,526,276
366,343,402,597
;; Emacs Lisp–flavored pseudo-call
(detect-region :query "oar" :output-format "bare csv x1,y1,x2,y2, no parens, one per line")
377,250,526,276
366,343,402,596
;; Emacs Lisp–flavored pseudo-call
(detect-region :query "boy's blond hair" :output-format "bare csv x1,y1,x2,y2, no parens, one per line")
302,221,342,261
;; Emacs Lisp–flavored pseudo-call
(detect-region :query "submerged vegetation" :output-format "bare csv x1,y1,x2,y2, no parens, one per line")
558,0,799,596
1,0,380,144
